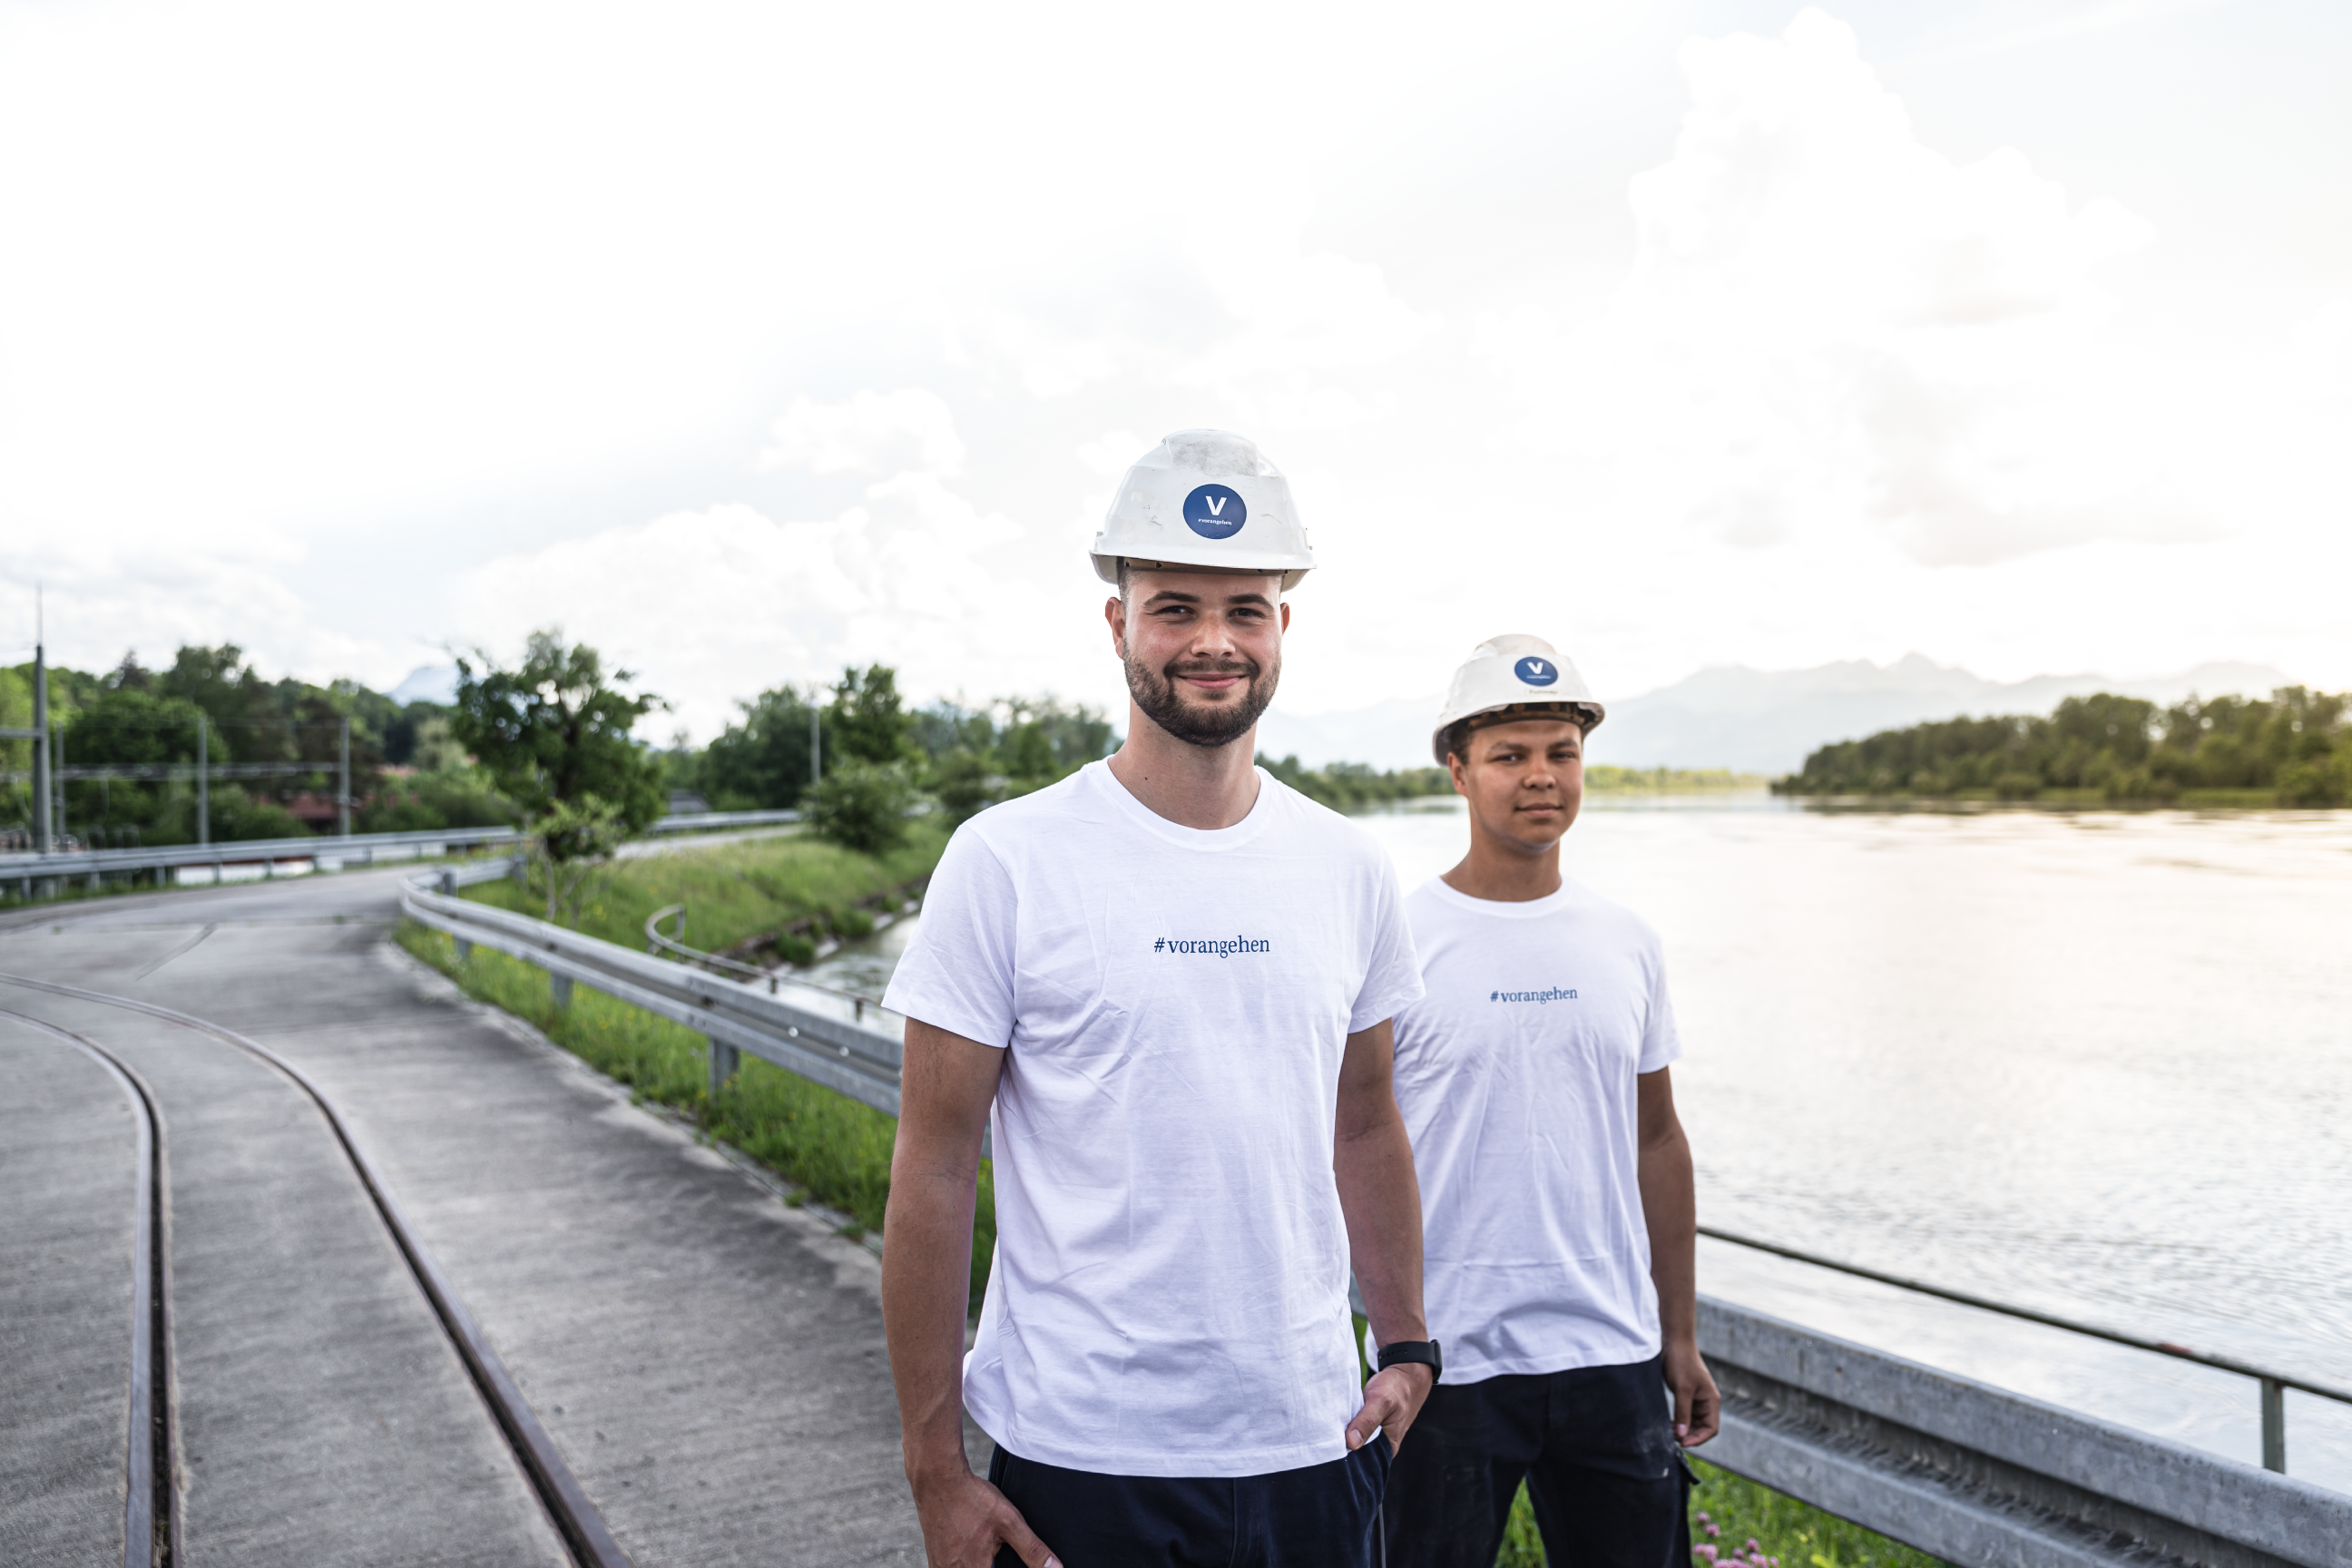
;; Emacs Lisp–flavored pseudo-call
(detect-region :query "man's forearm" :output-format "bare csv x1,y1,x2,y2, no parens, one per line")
1638,1125,1698,1342
882,1148,982,1481
1337,1114,1428,1346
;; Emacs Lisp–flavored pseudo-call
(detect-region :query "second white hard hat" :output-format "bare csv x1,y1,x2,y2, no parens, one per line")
1431,634,1605,765
1091,429,1317,591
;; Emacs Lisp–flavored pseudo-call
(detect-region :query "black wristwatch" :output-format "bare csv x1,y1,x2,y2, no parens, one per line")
1376,1338,1442,1381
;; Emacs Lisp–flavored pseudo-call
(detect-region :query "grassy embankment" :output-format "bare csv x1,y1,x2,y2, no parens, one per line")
412,822,1942,1564
1494,1459,1946,1567
396,819,997,1304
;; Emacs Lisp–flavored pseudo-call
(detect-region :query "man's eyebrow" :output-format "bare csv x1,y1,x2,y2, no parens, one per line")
1140,587,1275,610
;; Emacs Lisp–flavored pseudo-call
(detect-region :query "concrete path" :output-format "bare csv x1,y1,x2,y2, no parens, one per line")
0,867,933,1566
0,1019,138,1566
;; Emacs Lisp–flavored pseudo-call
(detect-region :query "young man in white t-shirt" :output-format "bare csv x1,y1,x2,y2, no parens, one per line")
880,431,1436,1568
1380,634,1719,1568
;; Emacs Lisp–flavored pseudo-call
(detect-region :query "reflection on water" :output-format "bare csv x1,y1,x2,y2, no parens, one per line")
825,793,2352,1487
800,913,923,1001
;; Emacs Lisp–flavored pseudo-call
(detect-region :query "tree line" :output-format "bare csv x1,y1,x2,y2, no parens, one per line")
1774,688,2352,806
5,630,1457,857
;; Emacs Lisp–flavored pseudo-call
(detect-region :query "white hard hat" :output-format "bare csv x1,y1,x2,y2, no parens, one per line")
1091,429,1316,591
1431,634,1605,765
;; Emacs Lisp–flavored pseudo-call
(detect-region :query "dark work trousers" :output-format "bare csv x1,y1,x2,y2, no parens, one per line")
1381,1357,1690,1568
988,1438,1390,1568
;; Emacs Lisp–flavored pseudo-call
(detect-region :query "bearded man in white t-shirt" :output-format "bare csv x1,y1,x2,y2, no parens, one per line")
879,431,1438,1568
1379,634,1720,1568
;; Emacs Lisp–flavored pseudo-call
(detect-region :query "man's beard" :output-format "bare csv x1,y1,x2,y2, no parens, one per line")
1125,651,1280,750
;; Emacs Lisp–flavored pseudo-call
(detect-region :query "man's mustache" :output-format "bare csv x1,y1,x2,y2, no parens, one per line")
1162,658,1261,680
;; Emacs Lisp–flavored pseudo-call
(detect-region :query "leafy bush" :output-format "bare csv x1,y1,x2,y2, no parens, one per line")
808,760,921,855
358,769,517,832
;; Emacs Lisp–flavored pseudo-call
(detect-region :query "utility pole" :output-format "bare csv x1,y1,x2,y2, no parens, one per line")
338,716,351,837
54,724,66,846
31,611,50,854
196,714,210,848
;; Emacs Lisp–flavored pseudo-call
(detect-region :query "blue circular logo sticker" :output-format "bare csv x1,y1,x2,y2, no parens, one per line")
1514,656,1559,686
1182,483,1247,540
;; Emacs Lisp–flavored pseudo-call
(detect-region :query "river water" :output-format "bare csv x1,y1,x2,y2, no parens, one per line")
809,796,2352,1489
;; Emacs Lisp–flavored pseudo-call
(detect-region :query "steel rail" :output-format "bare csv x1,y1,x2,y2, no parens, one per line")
641,890,920,1018
1700,1296,2352,1568
3,1010,181,1568
0,971,635,1568
1700,1222,2352,1474
404,871,904,1114
2,809,804,892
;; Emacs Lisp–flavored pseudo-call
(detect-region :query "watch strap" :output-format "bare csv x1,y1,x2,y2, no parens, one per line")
1376,1338,1442,1380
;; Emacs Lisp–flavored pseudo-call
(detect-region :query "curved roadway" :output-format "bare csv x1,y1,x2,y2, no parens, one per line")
0,865,935,1566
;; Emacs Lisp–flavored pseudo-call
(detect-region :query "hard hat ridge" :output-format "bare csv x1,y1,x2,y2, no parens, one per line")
1091,429,1318,591
1431,633,1605,765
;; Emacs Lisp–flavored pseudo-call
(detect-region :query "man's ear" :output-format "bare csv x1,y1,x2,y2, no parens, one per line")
1447,753,1469,796
1279,599,1291,633
1104,594,1127,658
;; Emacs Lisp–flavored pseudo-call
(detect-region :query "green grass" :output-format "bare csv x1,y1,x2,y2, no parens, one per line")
1494,1459,1948,1568
468,819,950,954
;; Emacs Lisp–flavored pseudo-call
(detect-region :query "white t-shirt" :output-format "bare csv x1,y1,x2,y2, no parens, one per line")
1389,875,1681,1385
882,760,1424,1478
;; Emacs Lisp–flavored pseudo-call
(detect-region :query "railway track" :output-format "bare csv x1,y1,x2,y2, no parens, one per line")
0,972,633,1568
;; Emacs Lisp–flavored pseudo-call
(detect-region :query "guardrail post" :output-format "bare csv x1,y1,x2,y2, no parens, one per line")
708,1035,738,1101
551,974,573,1009
453,937,473,961
2261,1376,2286,1473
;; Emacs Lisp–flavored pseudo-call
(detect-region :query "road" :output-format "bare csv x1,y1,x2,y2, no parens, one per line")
0,866,935,1567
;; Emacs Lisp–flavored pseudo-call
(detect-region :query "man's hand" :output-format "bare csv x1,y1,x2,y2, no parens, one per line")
1344,1362,1435,1456
1663,1336,1720,1446
910,1465,1057,1568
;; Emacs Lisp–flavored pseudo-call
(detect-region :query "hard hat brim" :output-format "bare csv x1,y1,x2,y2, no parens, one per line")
1431,701,1606,766
1093,552,1309,592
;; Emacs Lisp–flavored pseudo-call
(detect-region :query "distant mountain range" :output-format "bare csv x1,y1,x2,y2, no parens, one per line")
1256,655,2299,777
389,664,460,705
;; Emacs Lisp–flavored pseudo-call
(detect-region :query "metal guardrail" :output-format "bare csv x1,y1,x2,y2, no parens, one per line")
400,867,904,1115
0,809,807,897
644,809,802,835
1700,1297,2352,1568
2,824,524,890
1700,1225,2352,1476
399,877,2349,1566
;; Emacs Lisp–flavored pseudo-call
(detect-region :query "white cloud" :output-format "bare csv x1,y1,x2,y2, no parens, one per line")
6,1,2350,715
1499,9,2190,568
449,472,1114,740
757,388,966,477
1075,430,1147,478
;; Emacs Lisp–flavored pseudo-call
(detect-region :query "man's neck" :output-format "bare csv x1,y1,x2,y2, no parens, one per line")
1106,702,1262,830
1440,833,1563,903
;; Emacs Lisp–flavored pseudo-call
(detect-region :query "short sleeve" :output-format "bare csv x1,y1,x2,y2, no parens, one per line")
1347,854,1426,1033
1638,936,1683,1073
881,823,1020,1048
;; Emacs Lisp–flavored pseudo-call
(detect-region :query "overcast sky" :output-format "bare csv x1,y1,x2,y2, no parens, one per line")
4,0,2346,740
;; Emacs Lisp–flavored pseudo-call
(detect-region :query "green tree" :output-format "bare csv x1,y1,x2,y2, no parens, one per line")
828,665,916,765
808,760,920,855
701,685,828,809
450,631,666,838
1777,687,2347,804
